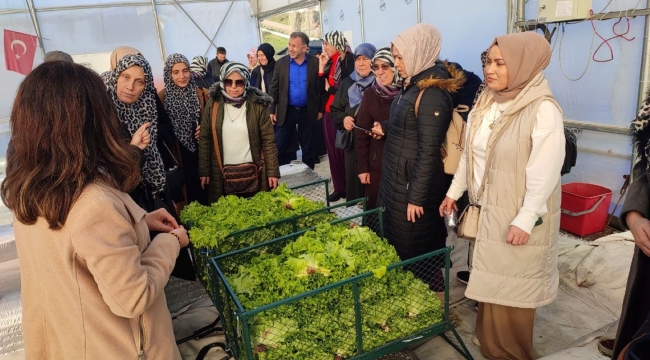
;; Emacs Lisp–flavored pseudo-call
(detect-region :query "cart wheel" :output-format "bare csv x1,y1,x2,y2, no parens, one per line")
378,349,420,360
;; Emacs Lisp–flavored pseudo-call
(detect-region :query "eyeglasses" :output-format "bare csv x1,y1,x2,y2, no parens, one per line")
224,79,245,88
371,64,391,71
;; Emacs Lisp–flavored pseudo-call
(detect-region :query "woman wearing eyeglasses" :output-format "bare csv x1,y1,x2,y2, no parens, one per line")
198,62,280,203
354,47,400,209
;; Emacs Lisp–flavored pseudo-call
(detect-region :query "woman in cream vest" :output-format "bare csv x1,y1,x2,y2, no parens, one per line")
440,32,565,360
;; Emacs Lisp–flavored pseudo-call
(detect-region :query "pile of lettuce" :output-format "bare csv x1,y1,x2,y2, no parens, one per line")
225,223,444,360
180,184,335,254
180,185,336,292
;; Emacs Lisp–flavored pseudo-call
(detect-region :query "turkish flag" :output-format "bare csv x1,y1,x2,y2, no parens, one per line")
4,29,38,75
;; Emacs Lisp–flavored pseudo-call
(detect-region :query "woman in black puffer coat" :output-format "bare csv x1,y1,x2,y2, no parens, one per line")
376,24,464,290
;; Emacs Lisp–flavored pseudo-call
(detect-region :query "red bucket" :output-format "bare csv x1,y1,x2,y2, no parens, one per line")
560,183,612,237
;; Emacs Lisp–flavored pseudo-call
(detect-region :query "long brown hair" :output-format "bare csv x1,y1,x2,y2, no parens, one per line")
1,61,141,230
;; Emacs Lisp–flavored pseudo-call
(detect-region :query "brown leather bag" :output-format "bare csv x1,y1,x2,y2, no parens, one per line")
211,101,264,195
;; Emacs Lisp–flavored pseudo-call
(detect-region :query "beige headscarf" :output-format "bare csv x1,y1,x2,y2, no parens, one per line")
110,46,141,70
391,24,442,85
489,32,552,103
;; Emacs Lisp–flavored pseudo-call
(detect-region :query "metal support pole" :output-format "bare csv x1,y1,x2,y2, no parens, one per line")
172,0,219,49
632,1,650,173
204,0,235,57
358,0,365,42
507,0,515,33
319,0,324,36
256,15,263,44
151,0,166,65
516,0,525,32
25,0,46,58
416,0,421,24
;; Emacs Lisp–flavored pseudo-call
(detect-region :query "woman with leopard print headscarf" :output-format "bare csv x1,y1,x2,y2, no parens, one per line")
158,53,210,206
106,53,196,281
198,62,280,203
106,54,169,204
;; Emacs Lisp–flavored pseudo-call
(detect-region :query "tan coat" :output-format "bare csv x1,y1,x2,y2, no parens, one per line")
465,74,562,309
14,182,182,360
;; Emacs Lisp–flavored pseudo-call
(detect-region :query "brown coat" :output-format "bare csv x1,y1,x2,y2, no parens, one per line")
14,182,182,360
198,84,280,203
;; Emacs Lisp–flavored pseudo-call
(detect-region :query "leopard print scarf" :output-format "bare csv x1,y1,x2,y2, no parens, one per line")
163,54,200,152
632,93,650,170
106,54,167,193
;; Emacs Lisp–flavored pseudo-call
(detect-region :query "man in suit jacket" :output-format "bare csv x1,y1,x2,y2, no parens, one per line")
207,47,228,82
268,32,327,169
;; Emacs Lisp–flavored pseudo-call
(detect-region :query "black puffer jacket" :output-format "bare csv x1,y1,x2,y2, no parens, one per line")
378,62,464,261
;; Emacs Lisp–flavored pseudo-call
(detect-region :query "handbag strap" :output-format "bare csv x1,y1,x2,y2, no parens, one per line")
162,140,179,166
210,101,265,172
211,101,225,173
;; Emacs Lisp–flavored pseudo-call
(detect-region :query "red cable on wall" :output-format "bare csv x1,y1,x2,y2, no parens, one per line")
590,9,636,63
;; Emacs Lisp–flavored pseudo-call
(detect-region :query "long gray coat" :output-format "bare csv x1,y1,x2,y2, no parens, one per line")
612,156,650,359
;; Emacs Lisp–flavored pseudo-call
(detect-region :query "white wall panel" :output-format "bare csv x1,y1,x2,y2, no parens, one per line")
321,0,362,49
157,1,259,66
35,6,164,85
359,0,417,48
421,0,507,76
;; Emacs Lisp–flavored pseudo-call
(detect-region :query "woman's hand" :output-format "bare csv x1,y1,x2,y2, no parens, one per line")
407,203,424,223
170,226,189,248
194,125,201,140
318,53,329,71
145,208,178,233
268,177,279,189
343,116,355,131
200,177,210,189
371,122,384,139
627,211,650,256
506,225,530,246
439,196,458,217
358,173,370,184
131,122,151,150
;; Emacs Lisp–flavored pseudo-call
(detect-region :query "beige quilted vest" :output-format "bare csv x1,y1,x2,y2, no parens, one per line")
464,74,562,309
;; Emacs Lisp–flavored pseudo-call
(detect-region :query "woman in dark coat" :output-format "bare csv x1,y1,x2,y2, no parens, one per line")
319,31,356,201
250,43,276,93
331,43,377,203
158,53,210,206
355,47,400,209
375,24,463,290
198,62,280,203
190,56,215,89
612,98,650,359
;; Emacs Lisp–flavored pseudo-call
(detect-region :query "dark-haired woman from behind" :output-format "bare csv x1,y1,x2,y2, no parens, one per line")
2,61,187,360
